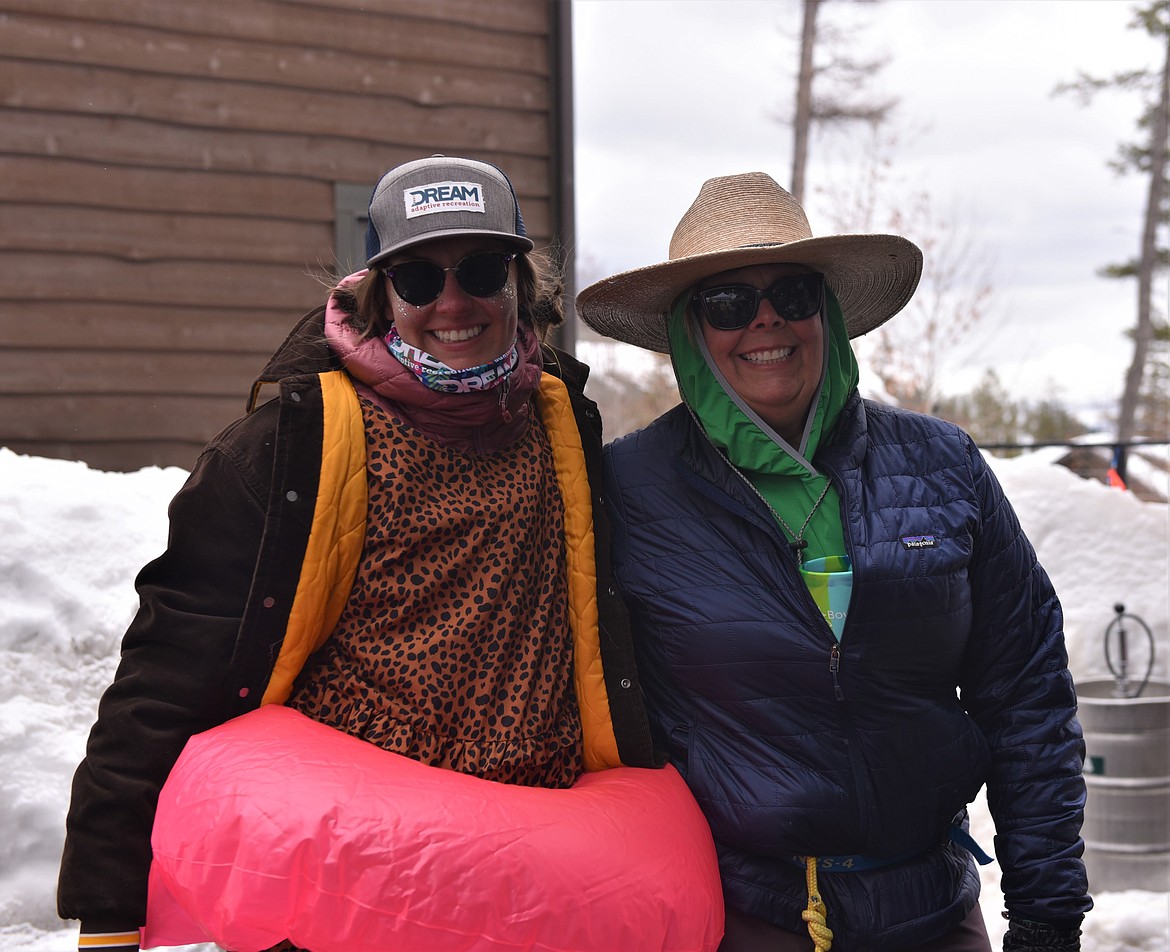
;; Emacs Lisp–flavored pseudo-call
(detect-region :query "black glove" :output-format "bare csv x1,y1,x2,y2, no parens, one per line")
1002,916,1082,951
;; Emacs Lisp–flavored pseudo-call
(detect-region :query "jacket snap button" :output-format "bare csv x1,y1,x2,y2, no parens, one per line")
286,490,298,502
290,392,301,402
238,687,250,698
620,678,632,689
262,596,275,608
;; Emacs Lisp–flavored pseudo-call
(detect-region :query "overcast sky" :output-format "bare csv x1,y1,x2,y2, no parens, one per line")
571,0,1164,421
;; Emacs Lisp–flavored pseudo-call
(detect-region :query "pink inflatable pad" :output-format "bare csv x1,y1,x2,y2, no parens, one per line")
142,705,723,951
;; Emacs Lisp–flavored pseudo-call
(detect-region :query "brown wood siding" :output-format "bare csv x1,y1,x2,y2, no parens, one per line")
0,0,564,471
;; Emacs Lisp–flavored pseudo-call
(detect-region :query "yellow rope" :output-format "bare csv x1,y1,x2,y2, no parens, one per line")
802,857,834,951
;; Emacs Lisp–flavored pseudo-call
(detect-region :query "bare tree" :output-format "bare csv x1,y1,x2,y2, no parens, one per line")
582,356,680,440
790,0,820,204
1054,0,1170,442
868,197,995,413
574,251,680,440
786,0,896,203
817,123,996,413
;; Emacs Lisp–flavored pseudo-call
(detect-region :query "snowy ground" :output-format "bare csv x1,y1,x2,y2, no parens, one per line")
0,444,1167,951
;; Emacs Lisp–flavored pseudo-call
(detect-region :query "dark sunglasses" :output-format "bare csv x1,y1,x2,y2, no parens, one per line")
384,251,515,307
691,272,825,331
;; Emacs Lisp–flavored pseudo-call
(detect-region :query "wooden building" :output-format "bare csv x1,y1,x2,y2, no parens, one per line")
0,0,575,471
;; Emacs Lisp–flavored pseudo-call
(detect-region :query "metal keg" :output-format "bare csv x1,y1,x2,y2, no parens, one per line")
1078,677,1170,893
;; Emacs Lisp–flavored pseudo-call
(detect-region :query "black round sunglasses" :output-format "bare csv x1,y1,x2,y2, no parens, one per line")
692,272,825,331
385,252,515,307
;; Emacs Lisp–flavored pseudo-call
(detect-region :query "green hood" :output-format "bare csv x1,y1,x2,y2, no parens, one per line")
669,289,859,560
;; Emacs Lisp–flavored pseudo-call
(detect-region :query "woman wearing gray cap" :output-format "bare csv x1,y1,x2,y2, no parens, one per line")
577,173,1090,952
57,156,665,951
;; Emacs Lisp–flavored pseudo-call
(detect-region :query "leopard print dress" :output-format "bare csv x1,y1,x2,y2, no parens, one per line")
287,393,583,789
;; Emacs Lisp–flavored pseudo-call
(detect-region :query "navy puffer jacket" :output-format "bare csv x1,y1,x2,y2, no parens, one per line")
603,393,1089,950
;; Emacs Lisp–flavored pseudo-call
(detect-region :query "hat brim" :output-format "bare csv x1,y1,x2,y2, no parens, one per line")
577,234,922,353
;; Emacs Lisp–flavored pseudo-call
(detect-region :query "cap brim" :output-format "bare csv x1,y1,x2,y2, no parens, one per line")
368,229,534,267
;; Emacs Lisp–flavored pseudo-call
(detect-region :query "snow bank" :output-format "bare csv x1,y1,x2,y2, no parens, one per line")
1,445,1166,950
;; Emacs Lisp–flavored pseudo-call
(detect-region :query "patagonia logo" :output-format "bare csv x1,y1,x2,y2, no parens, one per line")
900,534,937,550
403,180,486,218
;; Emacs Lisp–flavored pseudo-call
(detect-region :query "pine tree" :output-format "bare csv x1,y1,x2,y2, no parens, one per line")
1055,1,1170,443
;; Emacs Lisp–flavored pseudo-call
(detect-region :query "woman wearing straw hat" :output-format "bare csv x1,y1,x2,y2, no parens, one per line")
577,173,1090,952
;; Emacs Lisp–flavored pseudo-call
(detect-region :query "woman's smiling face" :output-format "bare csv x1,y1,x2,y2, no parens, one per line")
384,236,519,370
697,263,825,444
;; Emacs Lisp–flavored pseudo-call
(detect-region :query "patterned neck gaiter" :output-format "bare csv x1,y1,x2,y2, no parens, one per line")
384,326,519,394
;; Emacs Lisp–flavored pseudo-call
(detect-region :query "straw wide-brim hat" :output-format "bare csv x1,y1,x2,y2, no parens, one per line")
577,172,923,354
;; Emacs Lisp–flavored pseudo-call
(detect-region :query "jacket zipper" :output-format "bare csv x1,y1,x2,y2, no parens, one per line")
829,643,845,701
744,457,850,703
680,401,853,704
816,458,851,702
